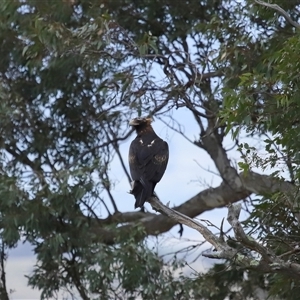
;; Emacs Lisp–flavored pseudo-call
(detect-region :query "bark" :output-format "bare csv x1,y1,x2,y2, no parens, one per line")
94,171,297,245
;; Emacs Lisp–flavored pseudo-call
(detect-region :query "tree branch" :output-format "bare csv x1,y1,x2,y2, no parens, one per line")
255,0,300,29
227,203,300,278
95,171,297,245
141,200,300,278
148,196,221,249
148,197,262,268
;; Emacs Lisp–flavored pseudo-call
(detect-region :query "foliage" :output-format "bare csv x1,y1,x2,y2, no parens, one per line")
221,2,300,299
0,0,300,299
27,225,195,299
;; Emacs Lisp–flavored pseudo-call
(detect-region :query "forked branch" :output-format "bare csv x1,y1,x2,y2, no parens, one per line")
148,197,300,278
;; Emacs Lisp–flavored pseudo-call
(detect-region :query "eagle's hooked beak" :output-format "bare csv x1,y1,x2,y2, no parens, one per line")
129,119,140,126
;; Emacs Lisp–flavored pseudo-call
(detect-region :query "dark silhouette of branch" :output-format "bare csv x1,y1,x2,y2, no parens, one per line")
0,242,9,300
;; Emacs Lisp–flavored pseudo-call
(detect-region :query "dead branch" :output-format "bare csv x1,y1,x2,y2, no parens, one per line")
255,0,300,29
148,196,221,249
227,203,300,278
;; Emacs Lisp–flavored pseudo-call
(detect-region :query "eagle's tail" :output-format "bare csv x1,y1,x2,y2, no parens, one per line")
131,180,154,208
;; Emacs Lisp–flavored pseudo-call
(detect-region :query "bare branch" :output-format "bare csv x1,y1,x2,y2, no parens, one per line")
148,197,261,268
106,126,132,185
148,196,220,249
255,0,300,29
227,204,275,260
94,171,298,245
227,203,300,278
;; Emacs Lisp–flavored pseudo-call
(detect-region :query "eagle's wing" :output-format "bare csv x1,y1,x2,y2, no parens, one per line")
129,135,169,208
142,139,169,183
128,138,142,181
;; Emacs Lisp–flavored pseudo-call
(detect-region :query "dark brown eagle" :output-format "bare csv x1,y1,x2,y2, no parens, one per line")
128,117,169,208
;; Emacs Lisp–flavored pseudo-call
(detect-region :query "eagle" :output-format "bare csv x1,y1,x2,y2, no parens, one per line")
128,117,169,208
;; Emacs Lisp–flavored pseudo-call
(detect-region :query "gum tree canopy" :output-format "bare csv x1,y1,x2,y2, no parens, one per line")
1,0,300,299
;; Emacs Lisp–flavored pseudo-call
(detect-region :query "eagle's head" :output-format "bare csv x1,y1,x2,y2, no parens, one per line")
129,117,153,127
129,117,153,133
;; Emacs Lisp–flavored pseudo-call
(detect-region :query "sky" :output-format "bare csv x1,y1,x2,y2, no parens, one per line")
5,107,258,299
